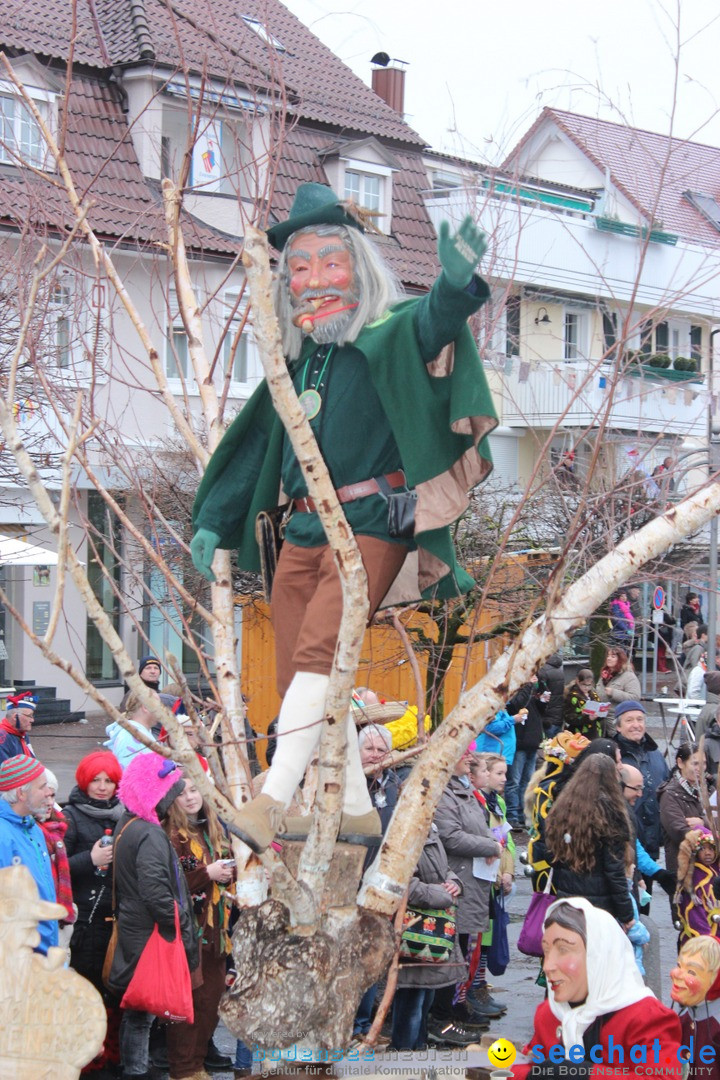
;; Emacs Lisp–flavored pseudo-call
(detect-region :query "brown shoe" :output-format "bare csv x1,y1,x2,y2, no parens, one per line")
233,793,286,853
284,808,382,846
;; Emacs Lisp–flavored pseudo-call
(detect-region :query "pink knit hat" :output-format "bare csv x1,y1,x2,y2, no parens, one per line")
118,753,184,824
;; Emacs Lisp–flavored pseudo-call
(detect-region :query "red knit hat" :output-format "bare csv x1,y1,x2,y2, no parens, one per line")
75,750,122,792
0,755,45,791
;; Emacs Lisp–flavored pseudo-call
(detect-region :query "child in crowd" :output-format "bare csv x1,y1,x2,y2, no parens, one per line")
461,754,512,1020
676,827,720,945
625,851,650,975
470,709,517,766
562,669,603,740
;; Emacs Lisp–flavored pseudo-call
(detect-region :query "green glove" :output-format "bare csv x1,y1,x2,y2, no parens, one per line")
190,528,221,582
437,216,488,289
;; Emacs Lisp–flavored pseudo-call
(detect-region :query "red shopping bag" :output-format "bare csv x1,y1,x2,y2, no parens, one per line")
120,902,194,1023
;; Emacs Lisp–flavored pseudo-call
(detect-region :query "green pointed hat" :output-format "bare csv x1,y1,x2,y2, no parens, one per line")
266,183,365,251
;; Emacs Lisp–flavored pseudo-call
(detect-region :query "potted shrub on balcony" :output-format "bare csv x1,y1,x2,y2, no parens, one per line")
628,353,703,383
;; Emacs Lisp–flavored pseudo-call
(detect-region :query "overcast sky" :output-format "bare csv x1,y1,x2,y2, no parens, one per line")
282,0,720,162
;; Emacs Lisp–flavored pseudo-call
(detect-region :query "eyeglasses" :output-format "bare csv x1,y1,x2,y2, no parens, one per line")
622,783,644,794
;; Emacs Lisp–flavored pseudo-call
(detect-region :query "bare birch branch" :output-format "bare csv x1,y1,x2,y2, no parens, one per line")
389,610,427,741
365,893,407,1047
161,178,253,840
43,394,82,646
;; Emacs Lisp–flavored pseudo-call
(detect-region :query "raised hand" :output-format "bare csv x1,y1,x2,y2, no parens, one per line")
437,216,488,289
190,528,221,582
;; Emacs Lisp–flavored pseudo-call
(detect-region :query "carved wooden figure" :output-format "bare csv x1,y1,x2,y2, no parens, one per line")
0,865,106,1079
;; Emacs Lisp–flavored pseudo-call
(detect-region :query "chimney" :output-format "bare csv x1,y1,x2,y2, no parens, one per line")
370,53,407,115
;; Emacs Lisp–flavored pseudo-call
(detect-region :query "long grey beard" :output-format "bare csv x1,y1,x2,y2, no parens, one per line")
308,306,356,344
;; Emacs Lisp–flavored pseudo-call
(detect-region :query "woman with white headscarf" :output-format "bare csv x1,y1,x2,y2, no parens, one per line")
514,898,682,1078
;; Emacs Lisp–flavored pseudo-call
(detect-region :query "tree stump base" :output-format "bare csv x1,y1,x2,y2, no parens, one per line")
279,841,369,911
220,899,395,1057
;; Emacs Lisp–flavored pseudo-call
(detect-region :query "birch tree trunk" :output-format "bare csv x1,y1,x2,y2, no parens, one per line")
162,179,253,866
241,226,370,897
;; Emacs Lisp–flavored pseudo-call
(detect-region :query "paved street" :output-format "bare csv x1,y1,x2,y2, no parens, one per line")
29,705,685,1076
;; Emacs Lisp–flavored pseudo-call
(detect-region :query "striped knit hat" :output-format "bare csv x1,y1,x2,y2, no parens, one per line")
0,755,45,790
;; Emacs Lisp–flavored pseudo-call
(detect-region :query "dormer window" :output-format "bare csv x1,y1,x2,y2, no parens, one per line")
0,80,55,170
344,170,381,214
160,79,266,199
319,138,399,234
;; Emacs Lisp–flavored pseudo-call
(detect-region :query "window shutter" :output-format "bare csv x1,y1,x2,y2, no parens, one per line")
488,434,519,485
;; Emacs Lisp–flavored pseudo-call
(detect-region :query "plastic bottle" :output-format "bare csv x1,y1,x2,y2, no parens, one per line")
97,828,113,877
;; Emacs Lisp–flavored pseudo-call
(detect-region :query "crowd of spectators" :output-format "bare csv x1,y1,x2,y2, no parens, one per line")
6,612,720,1075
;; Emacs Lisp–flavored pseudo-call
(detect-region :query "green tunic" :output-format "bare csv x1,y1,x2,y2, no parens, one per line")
193,271,498,600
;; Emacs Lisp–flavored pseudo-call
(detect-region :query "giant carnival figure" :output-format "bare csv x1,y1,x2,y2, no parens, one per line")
191,183,497,853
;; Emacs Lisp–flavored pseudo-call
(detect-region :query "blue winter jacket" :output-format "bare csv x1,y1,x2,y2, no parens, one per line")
104,718,157,770
635,838,661,879
0,799,58,952
471,710,516,765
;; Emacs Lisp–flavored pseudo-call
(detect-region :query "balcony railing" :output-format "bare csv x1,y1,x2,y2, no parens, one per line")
498,358,707,437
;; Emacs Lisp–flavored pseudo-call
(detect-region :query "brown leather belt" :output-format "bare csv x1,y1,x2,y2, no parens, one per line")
293,470,406,513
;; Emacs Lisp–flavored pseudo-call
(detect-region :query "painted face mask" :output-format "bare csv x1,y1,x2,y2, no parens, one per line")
670,954,719,1007
288,232,359,342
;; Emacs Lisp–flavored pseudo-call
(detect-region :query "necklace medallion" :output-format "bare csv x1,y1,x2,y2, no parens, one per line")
299,388,322,420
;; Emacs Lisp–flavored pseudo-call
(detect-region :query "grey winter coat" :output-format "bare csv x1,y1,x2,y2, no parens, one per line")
597,667,642,734
434,777,501,934
539,653,565,732
398,823,465,989
704,719,720,779
690,686,720,747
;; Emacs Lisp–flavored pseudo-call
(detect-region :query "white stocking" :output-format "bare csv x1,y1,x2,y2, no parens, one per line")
262,671,329,807
262,671,373,817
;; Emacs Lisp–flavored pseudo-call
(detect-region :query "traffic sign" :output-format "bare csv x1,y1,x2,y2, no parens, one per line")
653,586,665,610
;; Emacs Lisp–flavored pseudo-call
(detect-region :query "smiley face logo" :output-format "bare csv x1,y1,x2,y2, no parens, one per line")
487,1038,517,1069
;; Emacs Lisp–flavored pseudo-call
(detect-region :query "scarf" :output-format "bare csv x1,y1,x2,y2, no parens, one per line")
39,813,75,923
174,820,232,954
545,897,653,1052
0,719,32,754
678,775,700,801
66,786,124,823
677,996,720,1024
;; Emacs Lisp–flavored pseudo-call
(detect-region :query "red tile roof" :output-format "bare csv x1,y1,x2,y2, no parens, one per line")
0,75,239,255
0,0,426,147
503,107,720,246
0,0,101,66
0,0,439,286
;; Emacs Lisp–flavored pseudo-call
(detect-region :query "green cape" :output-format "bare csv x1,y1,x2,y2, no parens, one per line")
194,297,498,600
